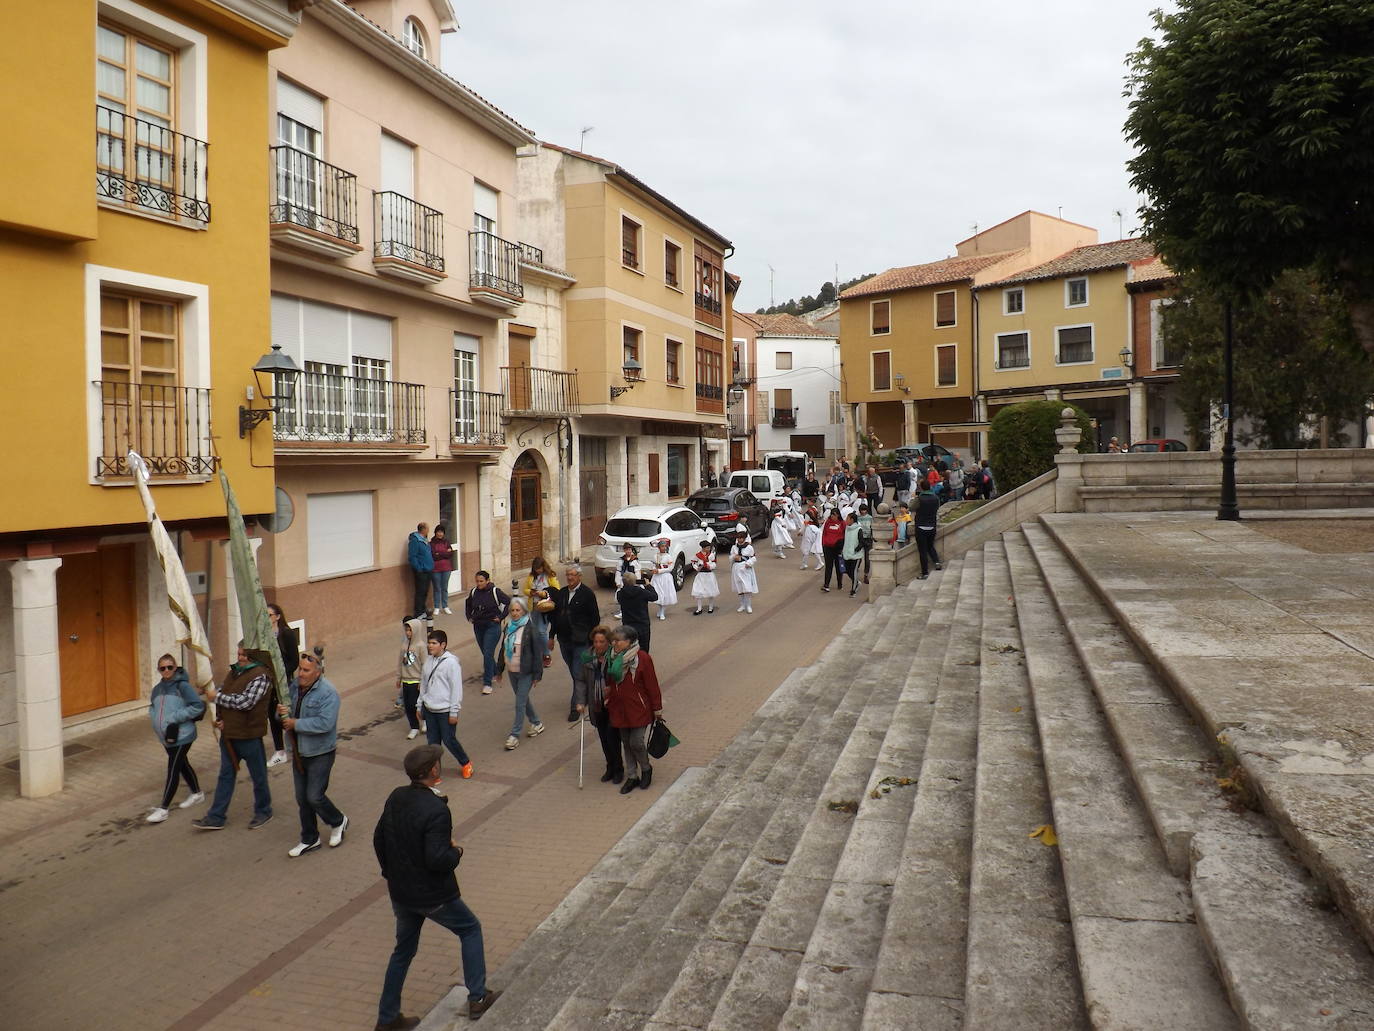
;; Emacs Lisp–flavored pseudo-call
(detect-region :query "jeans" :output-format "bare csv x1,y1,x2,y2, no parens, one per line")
158,741,200,810
423,707,470,766
377,895,487,1024
411,568,431,619
471,621,501,686
508,673,540,737
401,681,420,731
559,638,583,712
431,570,451,610
531,609,551,655
206,736,271,825
292,750,344,846
916,526,940,575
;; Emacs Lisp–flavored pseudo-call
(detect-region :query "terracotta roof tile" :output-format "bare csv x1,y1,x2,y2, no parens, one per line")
840,252,1017,300
982,239,1157,289
1129,255,1176,286
751,313,833,338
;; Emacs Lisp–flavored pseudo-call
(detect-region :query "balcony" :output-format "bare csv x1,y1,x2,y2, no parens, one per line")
373,191,446,284
501,366,579,417
732,361,756,385
695,290,722,316
96,105,209,224
94,380,218,479
771,408,798,429
268,145,361,259
695,381,725,415
470,231,523,307
728,408,751,437
517,242,544,265
274,370,426,448
450,389,505,450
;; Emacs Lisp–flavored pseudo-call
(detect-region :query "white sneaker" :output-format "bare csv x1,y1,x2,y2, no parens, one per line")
178,792,205,810
267,750,288,767
481,685,493,695
288,840,321,858
443,607,453,614
406,729,419,740
657,611,666,621
505,735,520,750
737,603,747,613
527,722,546,738
745,603,753,613
329,814,348,847
146,807,169,824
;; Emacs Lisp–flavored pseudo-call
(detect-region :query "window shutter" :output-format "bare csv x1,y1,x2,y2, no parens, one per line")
935,291,956,326
349,311,392,362
473,182,499,228
277,78,324,132
871,301,890,334
872,351,891,391
271,294,303,365
301,299,349,366
937,345,957,385
380,133,414,196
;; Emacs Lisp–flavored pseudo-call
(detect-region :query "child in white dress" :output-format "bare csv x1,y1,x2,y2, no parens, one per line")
729,525,758,613
689,539,719,615
649,538,677,620
769,507,794,557
800,510,824,569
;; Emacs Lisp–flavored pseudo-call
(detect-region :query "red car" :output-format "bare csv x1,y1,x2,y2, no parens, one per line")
1128,438,1188,453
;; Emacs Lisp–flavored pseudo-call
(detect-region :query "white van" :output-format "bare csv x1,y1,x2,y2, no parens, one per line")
726,469,787,511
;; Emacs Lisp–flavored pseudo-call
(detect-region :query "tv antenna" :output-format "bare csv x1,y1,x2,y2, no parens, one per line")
579,126,594,150
768,264,775,307
1114,209,1124,238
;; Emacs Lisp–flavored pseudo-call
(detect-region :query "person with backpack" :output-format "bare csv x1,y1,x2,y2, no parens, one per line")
464,570,509,697
146,654,206,824
407,523,434,621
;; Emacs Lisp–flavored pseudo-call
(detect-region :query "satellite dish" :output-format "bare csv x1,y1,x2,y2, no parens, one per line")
259,487,294,533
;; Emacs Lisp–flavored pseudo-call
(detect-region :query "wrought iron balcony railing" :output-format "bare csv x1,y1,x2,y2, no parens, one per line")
771,408,798,429
274,370,425,444
96,105,210,223
728,409,751,436
450,389,505,446
500,366,579,417
732,361,756,385
517,242,544,265
94,380,218,478
695,383,724,402
374,191,445,271
695,290,722,315
622,247,639,270
269,145,359,243
470,231,523,298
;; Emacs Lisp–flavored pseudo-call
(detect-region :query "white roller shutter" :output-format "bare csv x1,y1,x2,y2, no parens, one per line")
381,133,414,196
350,310,393,362
301,300,349,366
276,77,323,132
307,492,375,578
473,182,499,230
270,294,303,365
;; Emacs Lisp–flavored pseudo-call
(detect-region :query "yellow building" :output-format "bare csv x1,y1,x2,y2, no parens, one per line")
0,0,299,795
838,211,1097,456
973,238,1156,448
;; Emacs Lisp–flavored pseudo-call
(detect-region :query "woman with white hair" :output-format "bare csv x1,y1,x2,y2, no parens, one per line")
494,597,545,751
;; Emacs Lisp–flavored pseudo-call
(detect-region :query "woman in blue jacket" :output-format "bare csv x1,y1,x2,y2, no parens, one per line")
147,654,205,824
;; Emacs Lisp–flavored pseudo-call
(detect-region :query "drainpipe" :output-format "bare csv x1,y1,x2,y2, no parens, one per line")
971,289,982,460
556,417,572,564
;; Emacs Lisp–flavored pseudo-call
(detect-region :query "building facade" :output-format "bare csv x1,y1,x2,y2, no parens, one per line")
728,308,760,473
750,314,843,461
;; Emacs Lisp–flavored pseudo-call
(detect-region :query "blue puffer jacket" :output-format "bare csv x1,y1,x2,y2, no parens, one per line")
289,675,341,758
149,669,204,747
408,532,434,573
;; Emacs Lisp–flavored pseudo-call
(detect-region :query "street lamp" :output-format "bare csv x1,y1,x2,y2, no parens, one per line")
239,343,301,437
1119,344,1133,370
610,356,643,401
1217,300,1240,520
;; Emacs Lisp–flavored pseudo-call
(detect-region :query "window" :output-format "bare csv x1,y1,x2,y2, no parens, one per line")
664,240,681,288
99,291,182,467
1066,278,1089,307
1057,325,1094,364
935,290,957,327
667,445,688,498
775,351,793,370
622,216,641,270
694,244,723,315
1150,299,1184,368
666,509,700,531
402,17,427,58
623,325,642,368
829,390,842,424
666,339,682,384
871,300,891,335
307,491,375,578
995,332,1030,370
936,344,957,386
694,334,725,402
452,336,478,439
871,350,892,391
1003,288,1024,315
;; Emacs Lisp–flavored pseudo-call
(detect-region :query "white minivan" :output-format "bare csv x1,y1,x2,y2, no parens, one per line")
726,469,787,514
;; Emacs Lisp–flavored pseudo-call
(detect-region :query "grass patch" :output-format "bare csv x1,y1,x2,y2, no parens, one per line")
937,500,987,524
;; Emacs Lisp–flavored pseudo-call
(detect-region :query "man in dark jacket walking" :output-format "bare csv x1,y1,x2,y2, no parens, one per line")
374,745,500,1029
550,564,601,722
407,523,434,622
615,571,658,653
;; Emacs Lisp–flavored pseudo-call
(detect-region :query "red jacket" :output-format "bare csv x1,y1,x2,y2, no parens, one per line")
821,517,846,548
605,650,662,729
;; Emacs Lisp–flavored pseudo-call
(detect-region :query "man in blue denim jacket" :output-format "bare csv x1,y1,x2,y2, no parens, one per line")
280,647,347,857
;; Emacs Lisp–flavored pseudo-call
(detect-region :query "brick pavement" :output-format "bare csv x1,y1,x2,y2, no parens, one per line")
0,556,857,1030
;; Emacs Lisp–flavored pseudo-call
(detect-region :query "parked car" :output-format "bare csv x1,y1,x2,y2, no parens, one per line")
1128,439,1188,453
725,469,788,515
592,504,707,590
763,451,809,484
879,443,956,486
685,487,771,547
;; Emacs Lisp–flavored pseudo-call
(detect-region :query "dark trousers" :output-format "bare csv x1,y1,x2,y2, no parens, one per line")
401,681,420,730
559,637,584,712
423,707,471,766
626,620,651,654
378,895,487,1023
590,708,623,777
292,750,344,846
267,699,286,752
471,621,501,686
206,736,271,825
159,741,200,809
866,492,881,513
916,526,940,575
411,569,431,620
822,543,846,589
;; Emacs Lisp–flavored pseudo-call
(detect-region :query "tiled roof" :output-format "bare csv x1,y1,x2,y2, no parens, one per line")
732,310,763,330
751,313,833,338
981,239,1157,289
1129,255,1176,286
840,252,1017,300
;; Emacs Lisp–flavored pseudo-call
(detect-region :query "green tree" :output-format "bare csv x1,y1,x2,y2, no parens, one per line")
818,281,837,305
1163,269,1374,447
1124,0,1374,353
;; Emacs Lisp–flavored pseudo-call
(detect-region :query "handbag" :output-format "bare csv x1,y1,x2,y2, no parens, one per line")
535,597,556,613
647,717,679,759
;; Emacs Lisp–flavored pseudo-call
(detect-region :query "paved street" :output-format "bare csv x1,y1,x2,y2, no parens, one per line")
0,555,859,1030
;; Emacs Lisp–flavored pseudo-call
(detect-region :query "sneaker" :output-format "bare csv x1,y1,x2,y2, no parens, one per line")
481,684,493,695
288,839,322,858
443,607,453,614
191,818,225,831
468,989,502,1021
935,561,943,571
329,814,348,847
745,603,753,613
461,762,474,779
406,729,419,740
375,1015,421,1031
248,813,273,830
527,722,545,738
267,750,288,768
178,791,205,810
146,807,169,824
504,735,519,750
737,604,746,612
822,587,831,593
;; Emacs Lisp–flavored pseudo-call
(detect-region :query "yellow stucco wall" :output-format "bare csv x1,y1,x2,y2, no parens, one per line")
839,285,976,406
0,0,282,536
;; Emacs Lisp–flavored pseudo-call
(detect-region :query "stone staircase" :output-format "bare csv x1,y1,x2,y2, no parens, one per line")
430,515,1374,1031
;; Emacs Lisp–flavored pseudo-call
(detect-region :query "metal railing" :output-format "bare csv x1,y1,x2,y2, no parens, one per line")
695,290,722,315
771,408,798,429
622,247,640,269
96,105,210,223
500,366,579,416
996,353,1030,370
269,145,359,243
469,230,523,298
274,370,426,444
449,388,505,446
732,361,756,384
374,191,445,271
728,409,751,436
517,241,544,265
94,380,217,478
695,383,724,401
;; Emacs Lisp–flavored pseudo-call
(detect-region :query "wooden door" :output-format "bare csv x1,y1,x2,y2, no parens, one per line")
509,453,543,570
507,330,532,411
730,440,744,467
647,452,661,494
57,545,138,717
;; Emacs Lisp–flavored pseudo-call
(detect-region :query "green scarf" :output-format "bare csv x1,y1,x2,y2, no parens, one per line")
606,642,640,683
229,657,263,678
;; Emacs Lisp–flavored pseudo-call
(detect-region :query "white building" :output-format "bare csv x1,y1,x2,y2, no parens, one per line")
752,313,844,461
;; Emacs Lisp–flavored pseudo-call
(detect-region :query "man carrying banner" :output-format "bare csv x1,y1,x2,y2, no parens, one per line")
193,644,274,831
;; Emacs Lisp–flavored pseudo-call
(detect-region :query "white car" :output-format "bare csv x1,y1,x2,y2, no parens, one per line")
592,504,709,591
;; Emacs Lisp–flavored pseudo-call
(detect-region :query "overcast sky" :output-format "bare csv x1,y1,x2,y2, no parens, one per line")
443,1,1169,312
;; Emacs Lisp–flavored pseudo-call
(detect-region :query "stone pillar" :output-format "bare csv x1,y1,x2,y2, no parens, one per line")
1128,381,1148,445
221,537,265,651
974,395,989,460
901,399,917,447
1209,402,1224,452
845,403,865,462
11,556,64,798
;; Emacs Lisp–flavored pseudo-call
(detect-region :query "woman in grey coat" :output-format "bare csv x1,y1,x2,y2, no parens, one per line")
495,598,546,751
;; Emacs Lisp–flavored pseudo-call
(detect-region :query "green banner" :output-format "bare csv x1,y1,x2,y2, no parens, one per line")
220,471,289,706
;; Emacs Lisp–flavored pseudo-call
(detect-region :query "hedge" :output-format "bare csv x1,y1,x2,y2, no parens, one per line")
987,400,1094,492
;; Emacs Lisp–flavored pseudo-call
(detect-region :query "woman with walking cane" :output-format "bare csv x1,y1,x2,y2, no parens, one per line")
572,626,621,786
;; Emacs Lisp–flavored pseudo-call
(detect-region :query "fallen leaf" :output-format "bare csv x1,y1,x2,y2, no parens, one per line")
1029,824,1059,847
1011,706,1022,713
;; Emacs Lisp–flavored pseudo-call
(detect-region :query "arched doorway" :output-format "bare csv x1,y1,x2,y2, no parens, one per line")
509,451,543,571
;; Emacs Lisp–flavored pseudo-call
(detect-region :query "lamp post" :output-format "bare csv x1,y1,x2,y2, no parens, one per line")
1217,300,1240,520
239,343,301,437
1119,344,1133,369
609,357,643,401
